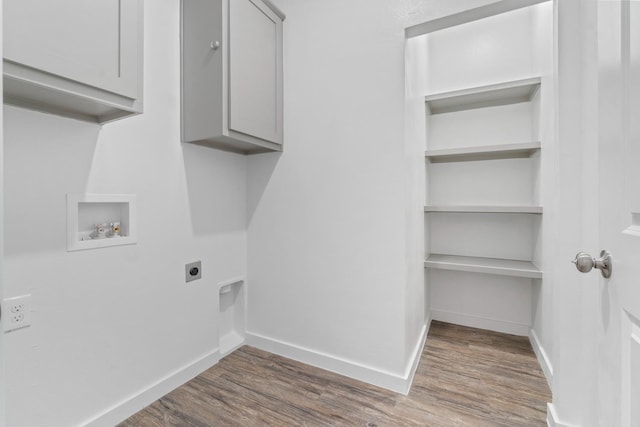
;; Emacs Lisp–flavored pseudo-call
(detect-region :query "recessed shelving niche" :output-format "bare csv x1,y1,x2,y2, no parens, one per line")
67,194,137,251
423,76,544,335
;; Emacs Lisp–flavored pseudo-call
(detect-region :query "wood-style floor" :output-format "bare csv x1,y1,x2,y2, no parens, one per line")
119,321,551,426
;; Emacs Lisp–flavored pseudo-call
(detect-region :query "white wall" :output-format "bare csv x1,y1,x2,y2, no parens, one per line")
2,2,247,426
530,2,556,385
405,30,430,380
245,0,508,391
246,0,411,385
0,0,6,424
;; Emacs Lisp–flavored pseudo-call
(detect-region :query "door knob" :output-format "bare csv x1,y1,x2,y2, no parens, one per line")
572,250,612,278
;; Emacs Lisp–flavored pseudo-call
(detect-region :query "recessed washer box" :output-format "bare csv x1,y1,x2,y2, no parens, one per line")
67,193,137,251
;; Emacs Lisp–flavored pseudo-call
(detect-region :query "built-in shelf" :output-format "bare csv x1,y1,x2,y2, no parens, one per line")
424,205,542,214
425,141,541,162
425,77,541,114
424,254,542,279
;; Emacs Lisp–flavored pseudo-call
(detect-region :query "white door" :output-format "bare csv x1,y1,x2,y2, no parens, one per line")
568,0,640,425
597,1,640,425
229,0,283,144
555,0,640,425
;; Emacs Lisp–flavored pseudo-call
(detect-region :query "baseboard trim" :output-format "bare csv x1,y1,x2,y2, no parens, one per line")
403,319,429,393
247,322,428,395
431,309,530,336
547,403,577,427
529,328,553,388
84,349,220,427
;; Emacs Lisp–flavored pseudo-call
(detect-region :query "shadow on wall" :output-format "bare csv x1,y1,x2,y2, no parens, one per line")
246,152,281,224
182,143,250,236
3,106,100,256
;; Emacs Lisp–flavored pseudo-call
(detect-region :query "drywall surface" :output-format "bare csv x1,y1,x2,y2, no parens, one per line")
424,7,536,94
405,33,430,373
529,1,555,384
246,0,503,385
2,1,247,426
0,1,5,425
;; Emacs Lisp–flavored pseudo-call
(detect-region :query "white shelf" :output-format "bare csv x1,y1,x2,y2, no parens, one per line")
424,254,542,279
424,205,542,214
425,141,540,162
425,77,541,114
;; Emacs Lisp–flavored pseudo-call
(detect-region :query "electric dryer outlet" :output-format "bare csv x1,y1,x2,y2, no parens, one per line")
186,261,202,282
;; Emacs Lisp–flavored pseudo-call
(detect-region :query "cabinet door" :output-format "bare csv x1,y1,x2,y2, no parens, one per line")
4,0,141,99
229,0,283,145
181,0,224,143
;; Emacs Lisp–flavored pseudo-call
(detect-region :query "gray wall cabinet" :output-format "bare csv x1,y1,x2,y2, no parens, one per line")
181,0,285,154
3,0,143,124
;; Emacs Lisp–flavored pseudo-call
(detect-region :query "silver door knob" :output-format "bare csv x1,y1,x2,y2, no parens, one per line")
572,250,612,278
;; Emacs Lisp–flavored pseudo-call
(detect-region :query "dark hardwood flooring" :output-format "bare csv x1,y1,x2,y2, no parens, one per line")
119,321,551,426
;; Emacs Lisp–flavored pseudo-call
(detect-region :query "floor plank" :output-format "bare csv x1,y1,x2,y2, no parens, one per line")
118,321,551,426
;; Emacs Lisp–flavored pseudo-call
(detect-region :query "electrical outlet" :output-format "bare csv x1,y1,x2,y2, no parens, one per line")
185,261,202,283
3,295,32,332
